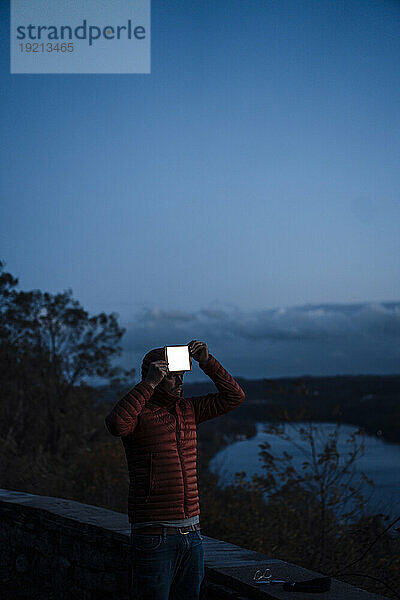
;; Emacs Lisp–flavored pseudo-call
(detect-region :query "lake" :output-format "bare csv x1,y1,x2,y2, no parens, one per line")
209,422,400,519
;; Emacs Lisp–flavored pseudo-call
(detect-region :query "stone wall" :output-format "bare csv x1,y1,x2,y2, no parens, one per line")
0,489,389,599
0,490,131,599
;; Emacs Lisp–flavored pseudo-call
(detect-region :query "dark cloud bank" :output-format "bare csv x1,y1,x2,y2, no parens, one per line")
120,302,400,381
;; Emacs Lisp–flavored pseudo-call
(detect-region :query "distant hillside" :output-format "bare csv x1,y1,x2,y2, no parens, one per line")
97,374,400,444
186,373,400,398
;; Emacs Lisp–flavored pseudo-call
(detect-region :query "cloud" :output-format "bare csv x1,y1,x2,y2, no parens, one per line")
119,301,400,379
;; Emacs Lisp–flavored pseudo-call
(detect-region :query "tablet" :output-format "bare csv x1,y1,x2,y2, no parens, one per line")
165,345,192,372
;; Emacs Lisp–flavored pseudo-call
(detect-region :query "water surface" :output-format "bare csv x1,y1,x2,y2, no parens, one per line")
209,422,400,519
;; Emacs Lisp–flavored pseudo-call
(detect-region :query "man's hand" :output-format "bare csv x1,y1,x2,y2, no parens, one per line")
144,360,168,388
188,340,209,368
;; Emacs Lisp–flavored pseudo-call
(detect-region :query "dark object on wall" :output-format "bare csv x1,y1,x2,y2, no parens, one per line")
283,576,332,593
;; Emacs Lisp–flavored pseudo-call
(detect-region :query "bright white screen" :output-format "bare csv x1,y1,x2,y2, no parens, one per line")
166,346,191,372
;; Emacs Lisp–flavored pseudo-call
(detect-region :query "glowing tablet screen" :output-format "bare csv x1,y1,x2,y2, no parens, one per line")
165,345,191,372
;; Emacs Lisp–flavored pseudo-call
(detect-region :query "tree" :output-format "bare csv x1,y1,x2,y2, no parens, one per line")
0,259,135,457
226,379,399,597
251,420,373,568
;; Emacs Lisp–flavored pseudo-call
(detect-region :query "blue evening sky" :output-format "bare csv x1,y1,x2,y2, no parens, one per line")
1,1,399,380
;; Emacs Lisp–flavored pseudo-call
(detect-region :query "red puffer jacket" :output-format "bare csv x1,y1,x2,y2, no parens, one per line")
104,354,245,524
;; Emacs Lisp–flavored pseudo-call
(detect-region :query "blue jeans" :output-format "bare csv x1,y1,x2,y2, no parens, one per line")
130,527,205,600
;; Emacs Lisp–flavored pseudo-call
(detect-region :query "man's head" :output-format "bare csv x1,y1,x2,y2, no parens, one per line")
142,347,185,398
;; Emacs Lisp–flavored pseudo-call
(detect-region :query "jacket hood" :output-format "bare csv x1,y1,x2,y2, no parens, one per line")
142,347,181,410
141,347,165,380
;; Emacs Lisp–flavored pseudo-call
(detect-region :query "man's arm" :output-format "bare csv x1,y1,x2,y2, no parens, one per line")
104,381,155,437
104,359,168,437
186,341,245,424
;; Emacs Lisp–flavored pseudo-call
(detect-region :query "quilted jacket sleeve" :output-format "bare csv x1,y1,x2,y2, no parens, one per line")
186,354,245,425
104,381,155,437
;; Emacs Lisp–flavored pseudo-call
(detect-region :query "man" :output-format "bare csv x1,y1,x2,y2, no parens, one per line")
104,340,245,600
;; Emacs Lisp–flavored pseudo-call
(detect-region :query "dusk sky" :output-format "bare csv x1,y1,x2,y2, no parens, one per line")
1,1,399,381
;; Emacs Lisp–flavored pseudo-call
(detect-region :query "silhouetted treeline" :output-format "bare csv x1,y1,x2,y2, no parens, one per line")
99,373,400,443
